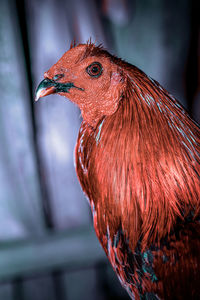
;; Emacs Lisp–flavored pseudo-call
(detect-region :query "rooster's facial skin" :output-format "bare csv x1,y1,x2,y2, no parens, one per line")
36,44,126,126
36,42,200,300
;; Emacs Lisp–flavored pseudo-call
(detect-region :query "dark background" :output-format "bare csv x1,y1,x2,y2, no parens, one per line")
0,0,199,299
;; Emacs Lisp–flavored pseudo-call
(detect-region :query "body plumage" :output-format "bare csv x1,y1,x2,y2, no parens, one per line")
36,43,200,299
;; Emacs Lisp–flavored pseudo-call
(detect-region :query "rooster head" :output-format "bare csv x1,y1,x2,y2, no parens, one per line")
35,43,126,126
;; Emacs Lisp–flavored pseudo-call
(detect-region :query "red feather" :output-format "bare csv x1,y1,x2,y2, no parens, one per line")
37,43,200,299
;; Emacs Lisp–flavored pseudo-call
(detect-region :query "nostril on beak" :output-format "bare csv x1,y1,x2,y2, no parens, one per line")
53,74,64,81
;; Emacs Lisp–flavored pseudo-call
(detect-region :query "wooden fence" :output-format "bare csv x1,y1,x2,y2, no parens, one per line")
0,0,199,299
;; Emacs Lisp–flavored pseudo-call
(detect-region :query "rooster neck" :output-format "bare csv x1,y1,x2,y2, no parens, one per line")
75,68,200,253
75,68,200,298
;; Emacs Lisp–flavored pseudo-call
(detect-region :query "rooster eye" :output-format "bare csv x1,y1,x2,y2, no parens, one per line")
86,62,103,78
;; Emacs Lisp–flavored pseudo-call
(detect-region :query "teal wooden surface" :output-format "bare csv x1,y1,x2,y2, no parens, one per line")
0,227,105,280
0,0,45,240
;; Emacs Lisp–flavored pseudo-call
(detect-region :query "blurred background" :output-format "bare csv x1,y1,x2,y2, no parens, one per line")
0,0,199,299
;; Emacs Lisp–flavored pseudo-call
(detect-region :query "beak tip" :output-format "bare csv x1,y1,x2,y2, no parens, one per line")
35,89,41,102
35,80,57,102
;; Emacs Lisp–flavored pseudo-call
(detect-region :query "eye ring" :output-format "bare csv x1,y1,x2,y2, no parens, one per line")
86,62,103,78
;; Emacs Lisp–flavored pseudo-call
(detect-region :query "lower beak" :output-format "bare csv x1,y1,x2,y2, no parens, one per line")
35,78,81,102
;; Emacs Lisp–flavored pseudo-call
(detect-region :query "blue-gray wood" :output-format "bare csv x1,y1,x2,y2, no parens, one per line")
26,0,91,229
111,0,190,107
0,0,45,240
0,227,106,280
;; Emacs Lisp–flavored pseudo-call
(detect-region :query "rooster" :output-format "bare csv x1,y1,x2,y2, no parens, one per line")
35,42,200,300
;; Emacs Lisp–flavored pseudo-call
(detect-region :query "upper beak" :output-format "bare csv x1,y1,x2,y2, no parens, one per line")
35,78,84,102
35,78,56,101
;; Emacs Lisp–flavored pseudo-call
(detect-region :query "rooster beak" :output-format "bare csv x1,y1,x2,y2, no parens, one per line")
35,79,56,101
35,78,84,101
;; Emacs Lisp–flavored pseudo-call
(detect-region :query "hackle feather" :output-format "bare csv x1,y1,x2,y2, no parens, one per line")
38,42,200,299
75,44,200,299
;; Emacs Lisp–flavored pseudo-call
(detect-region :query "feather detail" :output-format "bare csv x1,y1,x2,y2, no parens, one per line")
75,54,200,298
38,42,200,299
76,67,200,248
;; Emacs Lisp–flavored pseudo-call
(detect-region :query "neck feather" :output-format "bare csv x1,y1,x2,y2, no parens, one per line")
77,68,200,251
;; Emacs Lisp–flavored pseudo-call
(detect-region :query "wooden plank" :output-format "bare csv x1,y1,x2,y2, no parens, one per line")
70,0,106,43
26,0,91,230
64,268,105,300
0,227,106,281
22,275,57,300
111,0,190,107
0,0,45,239
0,282,13,300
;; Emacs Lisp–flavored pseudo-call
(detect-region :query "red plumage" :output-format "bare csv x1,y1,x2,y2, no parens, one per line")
36,42,200,299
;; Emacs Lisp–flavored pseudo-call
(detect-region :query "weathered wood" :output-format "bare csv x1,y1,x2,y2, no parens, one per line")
111,0,190,107
0,227,106,281
0,282,13,300
22,275,58,300
0,0,45,240
26,0,91,229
